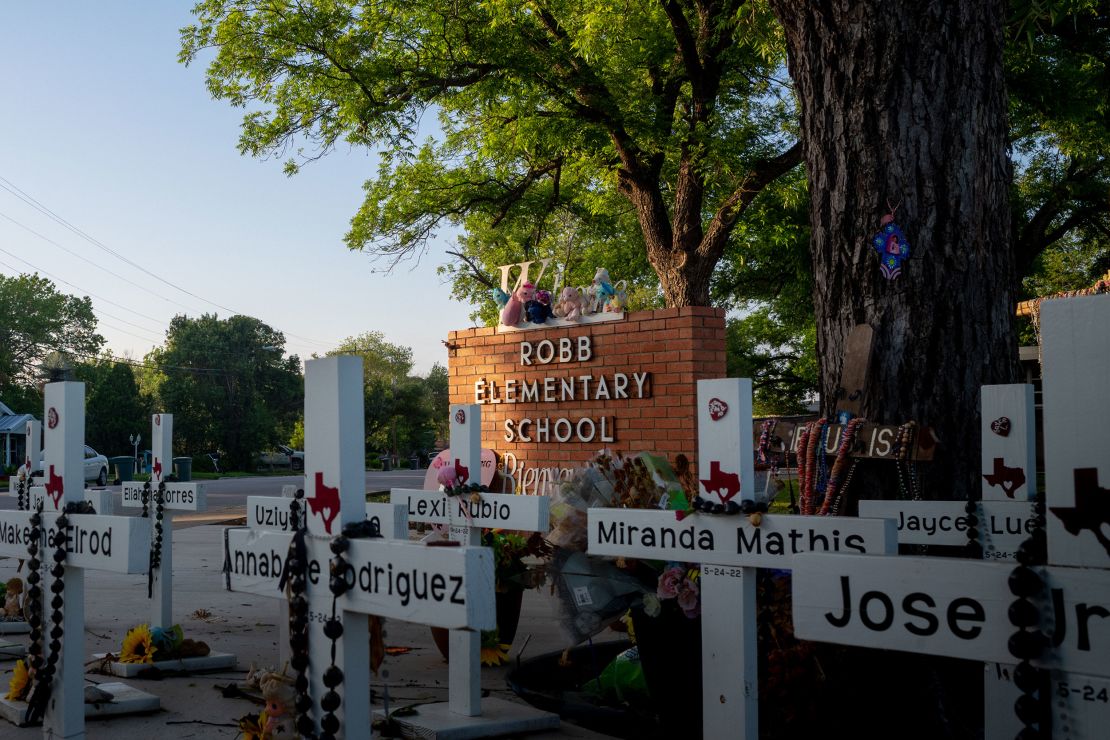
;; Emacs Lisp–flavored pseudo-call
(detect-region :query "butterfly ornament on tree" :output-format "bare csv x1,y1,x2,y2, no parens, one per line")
871,202,910,280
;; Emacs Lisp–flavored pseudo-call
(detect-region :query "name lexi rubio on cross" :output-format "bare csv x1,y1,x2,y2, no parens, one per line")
406,496,513,522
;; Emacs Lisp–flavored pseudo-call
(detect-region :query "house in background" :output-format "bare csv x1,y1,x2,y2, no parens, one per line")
0,400,38,469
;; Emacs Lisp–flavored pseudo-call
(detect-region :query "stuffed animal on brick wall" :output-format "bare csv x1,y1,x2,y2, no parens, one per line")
586,267,614,313
605,280,628,312
555,286,584,320
491,287,510,310
500,282,535,326
527,289,553,324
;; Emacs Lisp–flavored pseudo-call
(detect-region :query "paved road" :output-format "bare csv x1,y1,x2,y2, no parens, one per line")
0,470,427,522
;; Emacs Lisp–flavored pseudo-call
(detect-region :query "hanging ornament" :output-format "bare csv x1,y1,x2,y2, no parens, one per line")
871,201,910,280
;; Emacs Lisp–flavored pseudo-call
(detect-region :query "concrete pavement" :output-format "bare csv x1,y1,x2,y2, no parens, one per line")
0,517,621,738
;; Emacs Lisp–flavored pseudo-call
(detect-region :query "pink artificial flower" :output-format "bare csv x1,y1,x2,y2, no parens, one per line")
676,577,700,618
437,466,457,489
657,567,684,599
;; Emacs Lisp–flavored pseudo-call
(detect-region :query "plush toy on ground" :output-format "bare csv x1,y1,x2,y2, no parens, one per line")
500,281,535,326
259,668,298,740
527,289,553,324
3,578,23,620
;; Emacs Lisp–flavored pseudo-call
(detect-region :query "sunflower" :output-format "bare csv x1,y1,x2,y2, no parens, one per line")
237,709,269,740
119,624,157,664
5,659,29,701
479,629,511,667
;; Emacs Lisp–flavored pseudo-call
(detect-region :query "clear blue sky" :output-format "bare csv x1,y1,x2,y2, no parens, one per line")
0,2,467,373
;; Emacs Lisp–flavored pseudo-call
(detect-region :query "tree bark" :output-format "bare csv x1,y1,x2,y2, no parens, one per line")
771,0,1020,496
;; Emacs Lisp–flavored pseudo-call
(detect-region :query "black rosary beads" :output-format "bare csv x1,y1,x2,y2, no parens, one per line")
690,496,768,517
24,502,74,726
148,480,166,598
23,501,45,716
1007,492,1049,740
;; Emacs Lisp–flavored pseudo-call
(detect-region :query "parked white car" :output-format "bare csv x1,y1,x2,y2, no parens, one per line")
32,446,109,486
257,444,304,471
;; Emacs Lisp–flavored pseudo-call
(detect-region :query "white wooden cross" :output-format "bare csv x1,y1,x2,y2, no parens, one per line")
5,418,41,501
225,356,496,739
858,383,1039,739
587,378,897,740
793,293,1110,739
87,413,236,676
6,418,115,517
245,485,409,668
0,381,158,738
388,403,560,736
0,420,42,635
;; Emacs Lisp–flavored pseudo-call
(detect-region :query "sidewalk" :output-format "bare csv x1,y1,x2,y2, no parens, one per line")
0,524,620,739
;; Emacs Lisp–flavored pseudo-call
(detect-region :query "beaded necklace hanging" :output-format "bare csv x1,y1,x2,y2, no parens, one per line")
1007,492,1049,737
278,486,382,739
819,417,866,516
23,501,78,725
16,472,27,511
140,479,151,518
795,424,811,514
278,488,314,737
799,419,827,515
148,480,166,598
892,421,921,501
23,501,46,714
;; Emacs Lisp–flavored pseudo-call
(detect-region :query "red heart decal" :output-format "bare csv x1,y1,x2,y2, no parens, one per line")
990,417,1011,437
708,398,728,421
454,409,466,425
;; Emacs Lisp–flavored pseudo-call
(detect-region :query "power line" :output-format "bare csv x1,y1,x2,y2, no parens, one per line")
0,174,340,349
0,176,235,313
0,250,168,324
0,208,198,311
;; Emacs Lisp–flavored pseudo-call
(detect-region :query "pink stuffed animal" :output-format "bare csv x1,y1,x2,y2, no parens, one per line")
499,282,535,326
556,286,584,320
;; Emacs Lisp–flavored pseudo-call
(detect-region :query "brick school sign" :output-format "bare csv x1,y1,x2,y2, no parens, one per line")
448,306,726,480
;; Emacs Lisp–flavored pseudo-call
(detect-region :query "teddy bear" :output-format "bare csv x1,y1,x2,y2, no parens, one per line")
555,286,584,320
527,289,553,324
3,578,23,619
499,281,535,326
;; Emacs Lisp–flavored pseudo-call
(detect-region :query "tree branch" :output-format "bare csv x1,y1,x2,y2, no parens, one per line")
446,250,498,290
699,141,803,258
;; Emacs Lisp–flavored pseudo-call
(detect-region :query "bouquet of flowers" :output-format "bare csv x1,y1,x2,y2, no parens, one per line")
545,450,704,644
117,623,210,664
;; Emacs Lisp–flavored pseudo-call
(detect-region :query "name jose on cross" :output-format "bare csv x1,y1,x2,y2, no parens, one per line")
792,553,1110,678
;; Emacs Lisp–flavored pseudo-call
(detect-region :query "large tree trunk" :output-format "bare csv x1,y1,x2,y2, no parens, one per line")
771,1,1019,497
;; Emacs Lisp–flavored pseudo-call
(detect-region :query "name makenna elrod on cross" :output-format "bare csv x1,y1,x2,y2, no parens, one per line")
472,335,652,443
